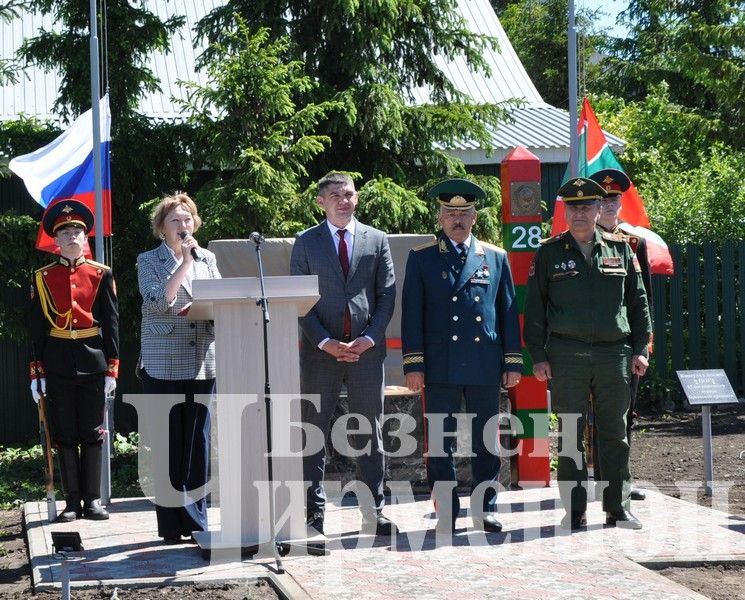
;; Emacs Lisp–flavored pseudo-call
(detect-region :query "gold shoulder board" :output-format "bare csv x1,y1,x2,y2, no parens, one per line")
540,231,565,245
413,239,438,252
34,261,58,273
85,259,111,270
599,230,627,243
479,241,506,254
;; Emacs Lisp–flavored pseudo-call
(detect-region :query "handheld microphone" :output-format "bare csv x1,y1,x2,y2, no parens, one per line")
249,232,265,245
179,231,199,260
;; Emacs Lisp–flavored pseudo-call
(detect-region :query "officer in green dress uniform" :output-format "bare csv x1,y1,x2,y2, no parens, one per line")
523,177,652,531
401,178,523,533
29,200,119,522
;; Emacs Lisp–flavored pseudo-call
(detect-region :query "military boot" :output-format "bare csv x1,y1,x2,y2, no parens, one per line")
56,446,82,522
80,443,109,520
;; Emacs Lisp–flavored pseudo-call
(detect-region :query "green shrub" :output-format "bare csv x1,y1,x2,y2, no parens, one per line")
0,432,144,509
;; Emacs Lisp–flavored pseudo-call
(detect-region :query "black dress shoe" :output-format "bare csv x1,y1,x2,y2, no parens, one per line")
560,511,587,531
362,513,396,536
163,536,182,545
630,488,646,501
55,504,80,523
475,514,503,533
606,510,642,530
307,512,325,535
82,499,109,520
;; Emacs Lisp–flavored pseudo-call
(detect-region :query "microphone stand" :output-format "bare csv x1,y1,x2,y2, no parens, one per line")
248,236,327,573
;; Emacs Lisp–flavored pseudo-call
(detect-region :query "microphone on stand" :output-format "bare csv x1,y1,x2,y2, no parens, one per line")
249,232,265,245
178,231,199,260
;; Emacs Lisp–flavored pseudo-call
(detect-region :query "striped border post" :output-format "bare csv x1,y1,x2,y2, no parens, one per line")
500,146,550,487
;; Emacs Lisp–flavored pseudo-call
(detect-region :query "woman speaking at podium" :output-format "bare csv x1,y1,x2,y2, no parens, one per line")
137,192,221,544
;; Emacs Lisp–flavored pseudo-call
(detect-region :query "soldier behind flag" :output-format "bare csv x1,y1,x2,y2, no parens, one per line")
29,199,119,522
590,168,653,501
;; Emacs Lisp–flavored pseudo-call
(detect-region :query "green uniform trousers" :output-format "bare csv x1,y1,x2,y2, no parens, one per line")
547,336,632,515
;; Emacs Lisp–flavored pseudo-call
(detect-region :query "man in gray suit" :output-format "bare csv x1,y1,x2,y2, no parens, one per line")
290,172,396,536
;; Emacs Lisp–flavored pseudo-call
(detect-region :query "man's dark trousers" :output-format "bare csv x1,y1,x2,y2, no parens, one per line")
423,383,501,521
548,337,632,516
301,349,385,518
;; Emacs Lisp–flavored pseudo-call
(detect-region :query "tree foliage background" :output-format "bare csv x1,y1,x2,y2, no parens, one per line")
0,0,508,358
601,0,745,148
2,0,745,417
0,1,25,83
496,0,603,109
186,0,511,246
177,21,343,240
196,0,513,185
495,0,745,245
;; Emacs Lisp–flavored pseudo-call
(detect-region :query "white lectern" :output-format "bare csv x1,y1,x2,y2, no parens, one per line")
188,275,320,556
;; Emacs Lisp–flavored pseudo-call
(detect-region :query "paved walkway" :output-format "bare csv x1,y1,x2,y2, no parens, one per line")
26,484,745,598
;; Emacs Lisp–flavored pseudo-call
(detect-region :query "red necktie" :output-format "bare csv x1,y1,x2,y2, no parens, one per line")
337,229,352,339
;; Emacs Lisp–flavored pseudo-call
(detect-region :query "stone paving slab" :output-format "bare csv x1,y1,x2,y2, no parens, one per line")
283,484,745,600
25,498,273,592
25,483,745,598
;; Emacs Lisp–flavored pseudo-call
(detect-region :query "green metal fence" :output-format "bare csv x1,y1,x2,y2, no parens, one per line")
650,242,745,400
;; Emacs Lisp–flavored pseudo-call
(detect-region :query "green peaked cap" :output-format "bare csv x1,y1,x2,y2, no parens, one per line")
428,178,486,209
558,177,605,205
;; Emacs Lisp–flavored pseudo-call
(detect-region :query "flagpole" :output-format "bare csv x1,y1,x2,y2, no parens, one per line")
567,0,578,177
89,0,104,264
89,0,112,507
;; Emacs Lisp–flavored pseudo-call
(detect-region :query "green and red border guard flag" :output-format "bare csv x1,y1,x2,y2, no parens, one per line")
552,97,674,275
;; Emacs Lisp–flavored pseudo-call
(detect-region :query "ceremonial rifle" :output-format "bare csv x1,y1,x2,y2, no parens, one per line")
36,378,57,522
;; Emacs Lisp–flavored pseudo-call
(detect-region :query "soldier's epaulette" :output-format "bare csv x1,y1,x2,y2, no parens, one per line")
616,223,641,251
85,259,111,270
479,241,506,254
412,239,438,252
599,230,628,243
35,261,58,273
539,231,567,245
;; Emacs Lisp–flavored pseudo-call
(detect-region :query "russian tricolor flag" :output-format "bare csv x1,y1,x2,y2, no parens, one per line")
9,95,112,254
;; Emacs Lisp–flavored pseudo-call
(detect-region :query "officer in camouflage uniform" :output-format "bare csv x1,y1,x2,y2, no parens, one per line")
523,177,651,531
29,200,119,522
402,178,523,533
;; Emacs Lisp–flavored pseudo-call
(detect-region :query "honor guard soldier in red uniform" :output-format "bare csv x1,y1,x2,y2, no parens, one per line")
29,200,119,521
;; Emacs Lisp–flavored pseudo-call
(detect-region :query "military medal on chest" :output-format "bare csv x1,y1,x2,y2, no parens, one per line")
601,256,623,268
470,263,490,284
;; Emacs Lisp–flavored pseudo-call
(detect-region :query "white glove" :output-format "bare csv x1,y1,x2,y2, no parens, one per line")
104,376,117,396
30,378,46,404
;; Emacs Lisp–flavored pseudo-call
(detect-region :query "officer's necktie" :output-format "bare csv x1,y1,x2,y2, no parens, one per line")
457,242,467,262
337,229,352,340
